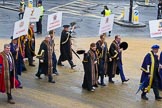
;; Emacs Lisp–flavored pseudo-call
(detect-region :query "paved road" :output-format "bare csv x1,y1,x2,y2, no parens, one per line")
0,37,162,108
0,0,160,38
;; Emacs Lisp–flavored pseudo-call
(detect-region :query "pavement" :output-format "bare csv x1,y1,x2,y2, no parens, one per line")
136,1,157,7
0,37,162,108
0,0,162,108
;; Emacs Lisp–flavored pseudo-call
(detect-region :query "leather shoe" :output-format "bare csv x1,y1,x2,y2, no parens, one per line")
109,80,114,83
101,83,106,86
48,80,55,83
8,99,15,104
29,64,35,67
35,74,42,79
155,96,162,101
122,79,129,83
53,72,59,75
141,95,149,100
71,65,76,69
88,89,94,92
57,63,64,66
18,86,23,89
94,84,98,88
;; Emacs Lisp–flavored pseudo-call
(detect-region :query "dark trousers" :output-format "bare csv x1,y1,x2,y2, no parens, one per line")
7,93,13,100
98,60,105,84
36,62,43,77
22,60,27,71
157,9,162,19
36,17,42,33
48,75,54,82
18,12,24,19
58,56,74,67
152,79,160,98
26,51,33,65
117,61,126,81
142,79,160,98
108,31,111,36
52,53,57,73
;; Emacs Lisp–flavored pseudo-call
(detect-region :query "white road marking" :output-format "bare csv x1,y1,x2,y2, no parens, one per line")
48,1,135,20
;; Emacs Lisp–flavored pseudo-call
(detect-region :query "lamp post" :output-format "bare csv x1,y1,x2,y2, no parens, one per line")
129,0,133,22
3,0,5,5
36,0,38,6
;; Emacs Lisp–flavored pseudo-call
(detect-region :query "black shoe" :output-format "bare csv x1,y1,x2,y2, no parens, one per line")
35,74,42,79
94,84,98,88
109,80,114,83
101,83,106,86
34,31,38,33
29,64,35,67
98,82,101,85
122,79,129,83
57,63,64,66
53,72,59,75
88,88,95,92
48,80,55,83
82,85,87,89
141,95,149,100
90,89,95,92
71,65,76,69
8,99,15,104
22,68,27,71
18,86,23,89
155,96,162,101
38,32,42,34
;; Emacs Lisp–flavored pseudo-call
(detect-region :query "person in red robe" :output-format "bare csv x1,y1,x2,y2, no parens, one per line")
0,44,19,104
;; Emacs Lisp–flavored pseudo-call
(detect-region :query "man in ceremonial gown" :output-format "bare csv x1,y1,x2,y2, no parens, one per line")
96,34,109,86
36,35,55,83
10,37,23,88
159,51,162,90
24,24,36,66
82,43,98,91
0,44,20,104
49,30,59,75
108,35,129,83
140,45,162,100
58,25,76,69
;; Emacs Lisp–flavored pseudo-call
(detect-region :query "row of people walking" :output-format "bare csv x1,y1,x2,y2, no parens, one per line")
82,34,129,92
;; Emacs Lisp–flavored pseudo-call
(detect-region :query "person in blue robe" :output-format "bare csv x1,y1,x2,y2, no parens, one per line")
140,45,162,100
10,37,23,88
159,52,162,90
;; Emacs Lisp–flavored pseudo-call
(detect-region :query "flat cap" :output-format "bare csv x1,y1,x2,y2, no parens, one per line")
151,45,160,49
63,25,70,28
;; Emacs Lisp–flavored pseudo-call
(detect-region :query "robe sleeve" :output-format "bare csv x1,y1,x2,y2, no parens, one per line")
10,43,17,57
109,43,118,59
141,53,151,74
160,52,162,64
0,55,6,93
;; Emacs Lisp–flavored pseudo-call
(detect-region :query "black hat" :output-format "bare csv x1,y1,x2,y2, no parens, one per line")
76,50,85,55
10,36,13,40
10,36,18,40
38,0,42,4
63,25,70,28
120,42,128,50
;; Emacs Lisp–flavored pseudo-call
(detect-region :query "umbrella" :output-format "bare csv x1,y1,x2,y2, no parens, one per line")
136,76,149,94
72,49,80,59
